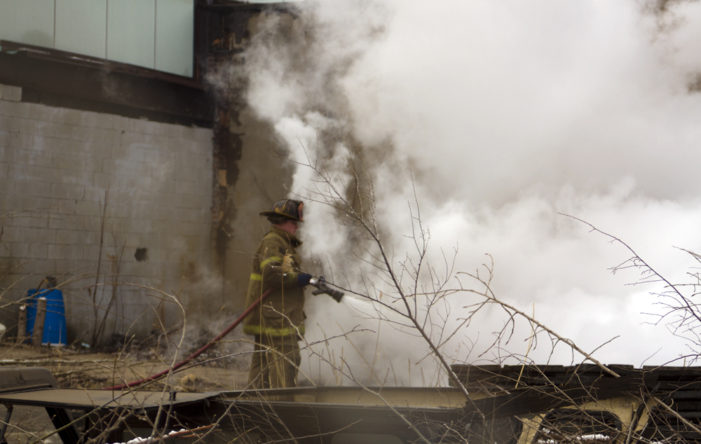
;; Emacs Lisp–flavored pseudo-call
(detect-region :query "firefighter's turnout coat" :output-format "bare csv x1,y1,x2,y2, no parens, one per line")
243,226,306,337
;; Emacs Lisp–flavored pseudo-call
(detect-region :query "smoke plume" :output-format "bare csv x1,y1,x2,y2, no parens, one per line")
241,0,701,385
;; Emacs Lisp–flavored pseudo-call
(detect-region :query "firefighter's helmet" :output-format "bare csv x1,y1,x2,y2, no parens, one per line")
260,199,304,222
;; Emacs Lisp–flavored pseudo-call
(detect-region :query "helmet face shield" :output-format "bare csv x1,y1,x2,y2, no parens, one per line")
260,199,304,222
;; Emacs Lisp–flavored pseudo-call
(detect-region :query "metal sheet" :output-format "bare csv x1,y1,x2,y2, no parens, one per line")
220,386,470,408
0,388,219,410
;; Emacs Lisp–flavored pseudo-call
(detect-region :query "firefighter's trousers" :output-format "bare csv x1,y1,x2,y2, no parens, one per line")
248,334,300,388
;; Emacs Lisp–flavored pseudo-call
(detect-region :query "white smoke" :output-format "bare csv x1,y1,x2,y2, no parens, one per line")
242,0,701,385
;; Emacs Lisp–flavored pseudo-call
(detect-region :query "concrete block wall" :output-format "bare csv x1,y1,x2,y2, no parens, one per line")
0,85,214,345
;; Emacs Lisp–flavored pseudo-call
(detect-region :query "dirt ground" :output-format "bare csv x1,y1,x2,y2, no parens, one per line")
0,341,249,391
0,340,250,443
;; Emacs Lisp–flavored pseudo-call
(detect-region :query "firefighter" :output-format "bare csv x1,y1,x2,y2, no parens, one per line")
243,199,312,388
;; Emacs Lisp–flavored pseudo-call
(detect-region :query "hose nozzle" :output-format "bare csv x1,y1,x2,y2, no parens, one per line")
310,276,344,302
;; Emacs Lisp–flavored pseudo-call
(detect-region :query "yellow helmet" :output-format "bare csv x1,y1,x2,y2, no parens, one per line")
260,199,304,222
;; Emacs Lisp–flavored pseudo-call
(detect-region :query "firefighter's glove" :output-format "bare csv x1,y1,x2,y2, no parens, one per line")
297,272,312,286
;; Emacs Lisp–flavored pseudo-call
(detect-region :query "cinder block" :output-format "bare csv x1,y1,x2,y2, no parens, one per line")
30,227,56,244
101,200,128,217
103,216,129,234
29,134,70,155
27,243,48,259
124,117,160,135
47,244,64,260
176,194,205,211
157,192,184,209
0,226,21,243
90,112,118,130
12,163,61,183
82,185,108,202
191,128,213,144
0,147,13,164
65,259,94,276
0,100,13,117
0,101,35,120
0,129,12,148
15,146,54,168
178,153,210,173
20,196,56,212
75,200,102,217
101,158,126,177
157,206,182,225
52,230,75,246
48,214,95,231
9,214,49,229
142,148,168,165
185,140,210,156
174,179,196,196
54,108,115,130
118,261,141,277
174,221,209,237
139,198,164,215
1,115,29,134
175,209,205,223
62,125,109,144
0,84,22,102
50,244,89,261
85,127,119,149
47,108,83,126
123,139,160,153
54,229,92,245
35,121,113,146
118,132,158,150
51,151,92,171
92,172,112,190
83,245,101,260
20,258,57,277
22,120,64,138
56,199,77,215
7,242,29,258
47,182,86,200
13,179,52,198
82,230,99,245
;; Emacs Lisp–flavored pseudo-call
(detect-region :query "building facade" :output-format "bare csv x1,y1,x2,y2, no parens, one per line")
0,0,290,346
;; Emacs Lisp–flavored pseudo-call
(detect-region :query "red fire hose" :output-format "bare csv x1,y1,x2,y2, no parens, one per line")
103,289,272,391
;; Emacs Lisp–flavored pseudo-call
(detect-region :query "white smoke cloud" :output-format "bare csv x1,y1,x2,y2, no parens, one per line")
242,0,701,385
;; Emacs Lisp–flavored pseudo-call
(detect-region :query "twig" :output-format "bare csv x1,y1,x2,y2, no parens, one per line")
561,213,701,326
90,188,110,346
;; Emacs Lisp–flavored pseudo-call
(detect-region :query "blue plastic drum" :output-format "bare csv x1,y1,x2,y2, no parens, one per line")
26,289,67,346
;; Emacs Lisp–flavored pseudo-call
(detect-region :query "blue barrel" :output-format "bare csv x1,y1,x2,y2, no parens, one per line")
26,289,67,346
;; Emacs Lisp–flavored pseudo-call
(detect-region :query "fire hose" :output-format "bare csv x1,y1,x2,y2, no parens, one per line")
103,277,342,391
